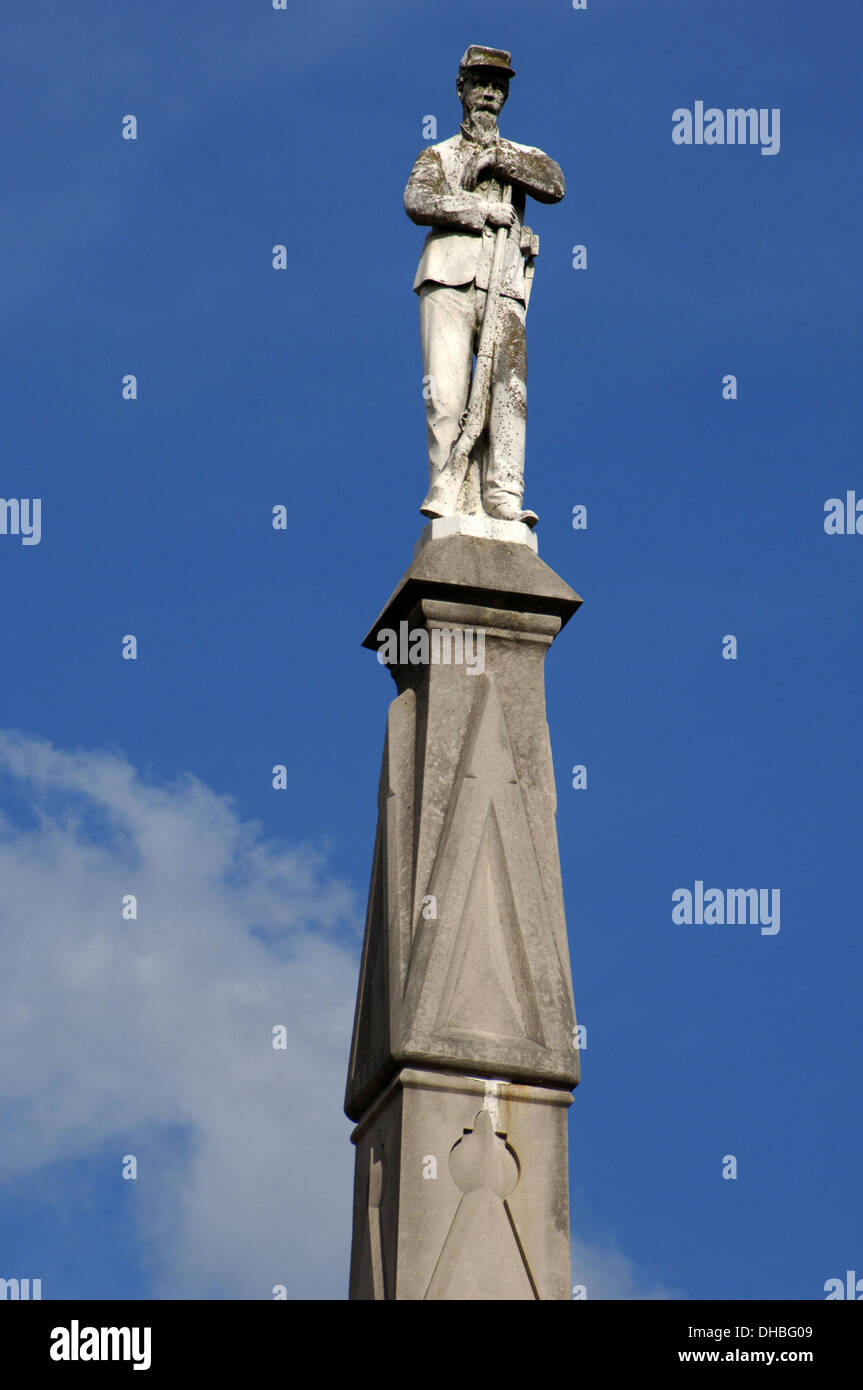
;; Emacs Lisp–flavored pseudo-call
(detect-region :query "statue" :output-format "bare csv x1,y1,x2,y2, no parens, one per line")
404,45,565,529
347,49,581,1300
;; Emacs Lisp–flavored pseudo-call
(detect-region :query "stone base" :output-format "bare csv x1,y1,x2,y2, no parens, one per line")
347,536,582,1123
415,514,538,558
349,1068,573,1301
346,536,582,1300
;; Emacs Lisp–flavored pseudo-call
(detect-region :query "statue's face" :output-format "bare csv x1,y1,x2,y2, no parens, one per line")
459,71,509,117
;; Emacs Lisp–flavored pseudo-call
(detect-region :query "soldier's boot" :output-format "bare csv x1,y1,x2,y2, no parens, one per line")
486,500,539,526
420,468,463,519
482,489,539,528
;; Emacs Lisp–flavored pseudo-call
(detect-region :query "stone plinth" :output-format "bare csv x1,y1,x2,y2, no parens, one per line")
346,534,581,1299
349,1069,573,1301
414,514,538,556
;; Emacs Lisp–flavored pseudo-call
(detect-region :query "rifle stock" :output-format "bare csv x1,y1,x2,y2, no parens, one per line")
444,183,513,495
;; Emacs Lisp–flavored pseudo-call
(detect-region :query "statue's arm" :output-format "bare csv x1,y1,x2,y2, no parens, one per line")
483,142,565,204
404,149,490,232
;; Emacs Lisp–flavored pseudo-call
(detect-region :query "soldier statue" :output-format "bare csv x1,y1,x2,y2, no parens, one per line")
404,45,565,528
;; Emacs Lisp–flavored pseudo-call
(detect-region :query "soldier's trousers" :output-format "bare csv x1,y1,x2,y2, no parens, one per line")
418,281,527,514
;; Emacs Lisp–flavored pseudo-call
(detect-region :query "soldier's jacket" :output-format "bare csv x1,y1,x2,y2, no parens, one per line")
404,131,565,302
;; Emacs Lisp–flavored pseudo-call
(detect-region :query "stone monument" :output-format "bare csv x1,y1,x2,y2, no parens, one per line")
345,45,581,1300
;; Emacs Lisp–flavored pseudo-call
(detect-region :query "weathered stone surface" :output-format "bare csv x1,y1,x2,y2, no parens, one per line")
363,532,581,653
346,536,580,1122
349,1069,573,1300
415,513,538,556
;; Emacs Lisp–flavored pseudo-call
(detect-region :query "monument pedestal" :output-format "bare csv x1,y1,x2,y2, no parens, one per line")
349,1069,573,1301
346,533,581,1300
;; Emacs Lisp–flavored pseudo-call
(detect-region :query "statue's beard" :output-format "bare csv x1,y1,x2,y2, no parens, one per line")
463,108,499,146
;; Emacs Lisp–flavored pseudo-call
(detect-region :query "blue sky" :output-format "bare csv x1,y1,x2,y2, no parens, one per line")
0,0,860,1299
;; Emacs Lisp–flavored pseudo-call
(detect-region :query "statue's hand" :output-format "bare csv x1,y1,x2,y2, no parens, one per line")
484,200,517,229
461,147,497,191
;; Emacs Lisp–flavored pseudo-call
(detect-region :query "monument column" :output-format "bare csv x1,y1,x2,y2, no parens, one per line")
345,523,581,1300
346,44,580,1299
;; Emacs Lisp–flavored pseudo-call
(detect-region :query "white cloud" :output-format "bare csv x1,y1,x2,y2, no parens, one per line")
0,728,680,1302
572,1236,685,1300
0,729,360,1298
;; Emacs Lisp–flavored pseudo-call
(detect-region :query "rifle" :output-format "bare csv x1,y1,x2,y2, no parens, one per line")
420,183,514,519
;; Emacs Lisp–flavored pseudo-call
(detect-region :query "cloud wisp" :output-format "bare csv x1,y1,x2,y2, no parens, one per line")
0,729,676,1301
0,730,360,1298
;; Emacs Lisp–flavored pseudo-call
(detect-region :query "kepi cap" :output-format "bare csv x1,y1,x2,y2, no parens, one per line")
458,45,516,80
